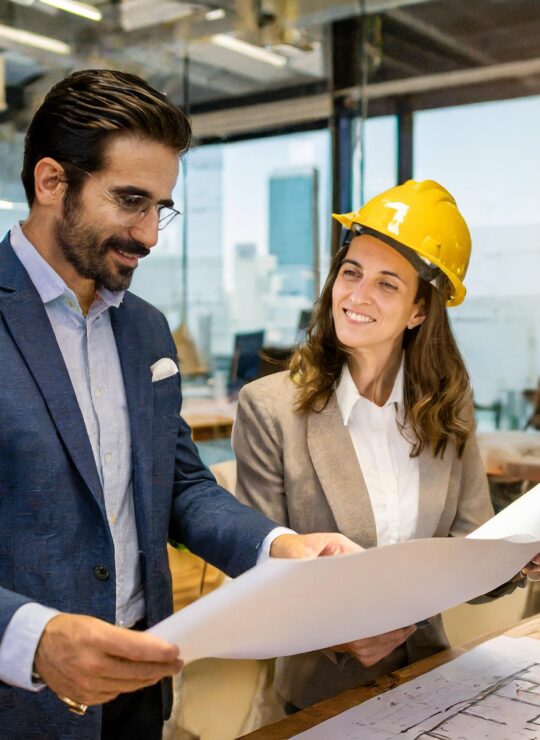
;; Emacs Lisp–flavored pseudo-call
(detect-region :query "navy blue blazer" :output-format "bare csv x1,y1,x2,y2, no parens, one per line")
0,233,276,738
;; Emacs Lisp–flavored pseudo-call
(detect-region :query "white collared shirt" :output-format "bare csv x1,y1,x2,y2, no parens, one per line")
335,361,419,545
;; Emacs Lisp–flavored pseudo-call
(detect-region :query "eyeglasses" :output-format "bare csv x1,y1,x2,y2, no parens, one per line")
64,165,181,231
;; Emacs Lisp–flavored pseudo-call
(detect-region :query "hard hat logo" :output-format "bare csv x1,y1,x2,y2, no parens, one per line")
384,201,409,236
332,179,471,307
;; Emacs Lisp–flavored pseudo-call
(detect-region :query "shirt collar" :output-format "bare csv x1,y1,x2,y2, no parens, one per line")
335,356,405,425
10,222,124,309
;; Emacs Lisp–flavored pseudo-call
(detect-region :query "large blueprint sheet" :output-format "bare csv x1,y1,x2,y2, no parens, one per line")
292,636,540,739
148,485,539,663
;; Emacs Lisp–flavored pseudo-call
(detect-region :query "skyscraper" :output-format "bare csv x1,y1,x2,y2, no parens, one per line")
268,167,318,298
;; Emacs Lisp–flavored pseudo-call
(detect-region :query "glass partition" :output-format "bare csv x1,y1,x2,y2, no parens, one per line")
414,97,540,428
132,128,332,386
352,115,397,206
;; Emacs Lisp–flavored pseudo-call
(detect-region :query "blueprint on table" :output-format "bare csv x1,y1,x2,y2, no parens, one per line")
292,636,540,740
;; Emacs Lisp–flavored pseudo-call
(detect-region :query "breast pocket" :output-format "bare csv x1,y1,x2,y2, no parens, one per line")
152,375,181,437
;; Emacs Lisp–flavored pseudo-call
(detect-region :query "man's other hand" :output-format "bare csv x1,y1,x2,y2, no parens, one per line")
333,625,417,667
34,614,182,706
270,532,362,558
522,552,540,581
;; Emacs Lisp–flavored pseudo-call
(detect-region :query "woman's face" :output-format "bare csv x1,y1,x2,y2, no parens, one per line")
332,235,426,358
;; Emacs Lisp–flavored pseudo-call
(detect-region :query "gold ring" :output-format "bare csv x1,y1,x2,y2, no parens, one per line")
58,694,88,716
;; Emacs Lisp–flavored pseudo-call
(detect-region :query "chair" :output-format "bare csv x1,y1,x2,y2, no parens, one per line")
296,308,313,342
172,323,208,378
474,400,502,430
228,330,265,397
256,346,293,379
524,377,540,430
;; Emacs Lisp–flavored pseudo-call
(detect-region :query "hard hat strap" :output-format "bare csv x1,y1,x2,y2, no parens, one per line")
341,224,441,285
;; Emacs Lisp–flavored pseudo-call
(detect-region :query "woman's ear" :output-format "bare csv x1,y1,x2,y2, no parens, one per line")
407,299,426,330
33,158,66,207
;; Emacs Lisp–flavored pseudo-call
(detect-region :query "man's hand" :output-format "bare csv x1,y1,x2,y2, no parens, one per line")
522,553,540,581
270,532,362,558
332,625,417,668
34,614,182,706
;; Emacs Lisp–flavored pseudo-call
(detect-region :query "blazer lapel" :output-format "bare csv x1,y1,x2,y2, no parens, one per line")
307,393,377,547
415,445,453,538
109,301,154,544
0,237,104,507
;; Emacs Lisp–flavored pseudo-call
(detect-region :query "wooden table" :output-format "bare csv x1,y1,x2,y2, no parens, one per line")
504,457,540,482
182,412,234,442
240,615,540,739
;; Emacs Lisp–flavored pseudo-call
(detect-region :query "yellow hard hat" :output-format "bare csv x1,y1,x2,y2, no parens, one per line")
332,180,471,306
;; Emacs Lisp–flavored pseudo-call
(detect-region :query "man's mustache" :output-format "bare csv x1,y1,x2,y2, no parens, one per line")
104,237,151,259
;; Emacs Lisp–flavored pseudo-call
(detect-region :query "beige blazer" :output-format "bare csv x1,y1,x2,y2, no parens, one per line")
233,370,495,709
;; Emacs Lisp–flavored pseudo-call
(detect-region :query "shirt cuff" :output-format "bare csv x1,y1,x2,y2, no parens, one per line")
0,603,60,690
258,526,297,564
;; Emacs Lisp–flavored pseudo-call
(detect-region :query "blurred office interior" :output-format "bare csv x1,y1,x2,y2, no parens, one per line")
1,1,540,736
2,0,540,441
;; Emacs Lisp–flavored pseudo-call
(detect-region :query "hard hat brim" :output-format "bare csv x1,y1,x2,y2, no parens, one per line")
332,215,466,307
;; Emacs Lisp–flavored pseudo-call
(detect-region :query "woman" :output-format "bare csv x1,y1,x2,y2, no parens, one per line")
232,179,536,712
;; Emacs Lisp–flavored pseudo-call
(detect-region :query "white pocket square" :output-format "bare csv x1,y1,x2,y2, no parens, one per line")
151,358,179,382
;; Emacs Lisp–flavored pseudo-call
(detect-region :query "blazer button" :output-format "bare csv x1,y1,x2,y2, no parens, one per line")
93,565,110,581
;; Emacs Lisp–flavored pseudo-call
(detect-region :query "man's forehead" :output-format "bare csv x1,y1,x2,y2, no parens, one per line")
101,135,180,193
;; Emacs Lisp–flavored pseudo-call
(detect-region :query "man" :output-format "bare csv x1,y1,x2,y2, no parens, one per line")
0,69,358,739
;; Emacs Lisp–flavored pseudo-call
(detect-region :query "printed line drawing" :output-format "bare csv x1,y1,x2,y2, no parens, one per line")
292,637,540,740
413,662,540,739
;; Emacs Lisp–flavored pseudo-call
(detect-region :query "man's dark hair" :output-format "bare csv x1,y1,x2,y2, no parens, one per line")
22,69,191,206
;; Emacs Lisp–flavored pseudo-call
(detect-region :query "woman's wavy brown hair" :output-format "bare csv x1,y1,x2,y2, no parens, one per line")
289,244,473,458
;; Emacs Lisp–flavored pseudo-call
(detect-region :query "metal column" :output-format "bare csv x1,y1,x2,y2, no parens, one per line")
330,17,364,256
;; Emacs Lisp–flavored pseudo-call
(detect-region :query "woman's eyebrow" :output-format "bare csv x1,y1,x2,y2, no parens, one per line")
381,270,405,284
341,259,405,284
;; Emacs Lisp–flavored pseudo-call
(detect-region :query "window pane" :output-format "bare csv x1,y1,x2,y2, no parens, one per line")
352,116,397,206
0,133,28,235
129,165,185,330
414,97,540,427
133,128,331,380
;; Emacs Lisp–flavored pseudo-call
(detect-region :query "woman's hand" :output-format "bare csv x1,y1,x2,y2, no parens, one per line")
521,553,540,581
332,625,417,667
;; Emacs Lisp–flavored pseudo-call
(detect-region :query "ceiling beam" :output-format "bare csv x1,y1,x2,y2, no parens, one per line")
386,7,494,66
343,54,540,100
192,53,540,139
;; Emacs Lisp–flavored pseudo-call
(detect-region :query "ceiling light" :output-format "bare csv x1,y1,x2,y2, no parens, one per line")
0,24,71,54
205,8,225,21
211,34,287,67
39,0,102,22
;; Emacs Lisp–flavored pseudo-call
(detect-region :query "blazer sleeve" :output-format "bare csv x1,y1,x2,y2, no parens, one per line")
163,330,278,578
0,589,37,641
449,412,494,538
232,383,290,528
449,402,527,600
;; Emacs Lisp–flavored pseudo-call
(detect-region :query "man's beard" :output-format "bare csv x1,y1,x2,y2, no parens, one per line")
55,194,150,292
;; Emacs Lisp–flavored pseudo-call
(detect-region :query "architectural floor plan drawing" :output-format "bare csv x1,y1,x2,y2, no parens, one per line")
414,662,540,739
292,636,540,740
